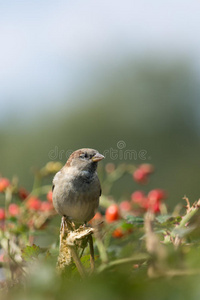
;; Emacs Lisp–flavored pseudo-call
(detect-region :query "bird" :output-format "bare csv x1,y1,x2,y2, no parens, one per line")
52,148,104,227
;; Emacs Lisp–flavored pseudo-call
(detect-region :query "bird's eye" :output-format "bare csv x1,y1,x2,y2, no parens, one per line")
79,153,88,159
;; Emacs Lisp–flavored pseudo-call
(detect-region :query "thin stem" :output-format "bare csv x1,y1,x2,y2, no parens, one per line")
32,174,42,196
94,224,109,265
95,238,108,265
69,246,86,279
88,235,95,272
5,188,12,214
97,254,149,273
7,239,14,280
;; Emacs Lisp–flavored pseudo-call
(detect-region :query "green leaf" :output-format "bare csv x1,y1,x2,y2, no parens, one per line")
156,215,181,225
120,220,134,230
21,244,44,261
172,226,196,238
156,215,172,223
80,255,92,269
126,215,144,225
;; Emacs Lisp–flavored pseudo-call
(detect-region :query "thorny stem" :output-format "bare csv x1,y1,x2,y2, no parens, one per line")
172,199,200,235
171,198,200,247
178,206,199,228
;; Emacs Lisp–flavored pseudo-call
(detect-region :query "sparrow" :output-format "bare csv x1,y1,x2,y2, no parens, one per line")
52,148,104,225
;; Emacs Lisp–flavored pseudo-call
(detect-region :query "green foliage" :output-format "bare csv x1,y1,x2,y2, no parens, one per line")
21,244,45,261
126,215,144,225
1,162,200,300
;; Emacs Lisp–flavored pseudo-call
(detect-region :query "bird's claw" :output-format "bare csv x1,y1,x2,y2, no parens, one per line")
60,216,66,236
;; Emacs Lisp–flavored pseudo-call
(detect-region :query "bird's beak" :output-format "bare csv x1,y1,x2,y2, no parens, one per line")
92,153,105,162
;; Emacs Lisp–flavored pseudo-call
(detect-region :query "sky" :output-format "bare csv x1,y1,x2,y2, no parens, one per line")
1,0,200,122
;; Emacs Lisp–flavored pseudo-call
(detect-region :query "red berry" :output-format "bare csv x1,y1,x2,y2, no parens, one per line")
40,201,54,212
119,201,132,212
140,197,150,209
148,189,166,203
131,191,146,204
145,200,161,214
88,212,102,225
112,228,124,238
0,178,10,192
144,189,166,214
131,191,157,211
8,204,20,217
151,201,161,214
26,197,41,210
105,204,120,223
18,188,29,200
140,164,154,175
47,191,53,202
133,168,147,184
0,208,5,220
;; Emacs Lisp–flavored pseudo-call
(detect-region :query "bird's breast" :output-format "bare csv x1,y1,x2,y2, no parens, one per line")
52,169,100,222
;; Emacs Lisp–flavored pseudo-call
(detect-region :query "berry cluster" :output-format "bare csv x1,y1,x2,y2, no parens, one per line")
0,177,55,229
133,164,154,184
131,189,166,213
89,163,166,239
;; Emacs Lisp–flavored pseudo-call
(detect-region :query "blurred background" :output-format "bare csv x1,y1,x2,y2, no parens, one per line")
1,0,200,207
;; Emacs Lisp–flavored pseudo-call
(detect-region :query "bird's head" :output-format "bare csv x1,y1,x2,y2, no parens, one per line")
66,148,104,172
